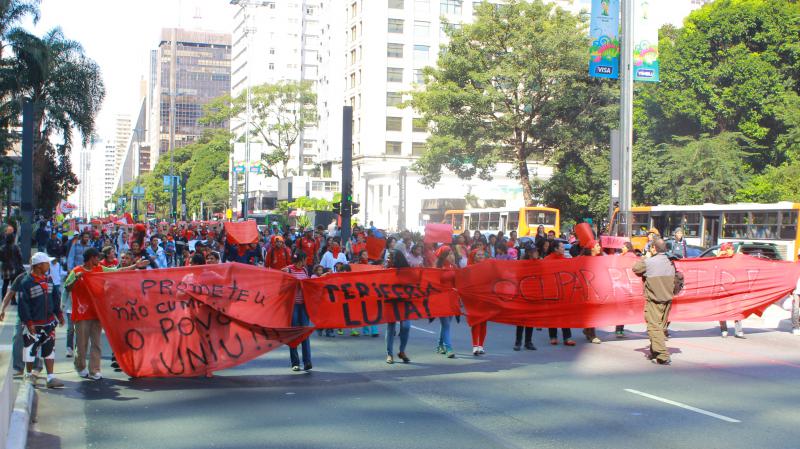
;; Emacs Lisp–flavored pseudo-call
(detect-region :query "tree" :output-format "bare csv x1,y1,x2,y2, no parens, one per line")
2,27,104,212
408,0,616,206
0,0,39,59
203,81,317,179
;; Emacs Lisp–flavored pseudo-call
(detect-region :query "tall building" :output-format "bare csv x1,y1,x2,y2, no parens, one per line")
103,141,117,203
114,115,131,171
149,28,232,168
228,1,323,213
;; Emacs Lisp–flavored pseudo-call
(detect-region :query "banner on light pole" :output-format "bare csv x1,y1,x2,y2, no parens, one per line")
633,0,659,82
589,0,620,79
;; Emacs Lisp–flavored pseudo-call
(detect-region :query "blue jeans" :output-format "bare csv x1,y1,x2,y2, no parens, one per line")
66,312,75,350
289,304,311,367
438,316,453,351
362,325,379,336
386,321,410,355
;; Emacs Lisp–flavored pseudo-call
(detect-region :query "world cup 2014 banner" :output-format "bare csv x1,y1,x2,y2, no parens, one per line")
76,256,799,378
79,264,313,378
456,255,799,327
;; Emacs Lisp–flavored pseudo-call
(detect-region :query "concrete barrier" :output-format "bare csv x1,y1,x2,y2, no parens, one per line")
0,351,12,448
5,380,33,449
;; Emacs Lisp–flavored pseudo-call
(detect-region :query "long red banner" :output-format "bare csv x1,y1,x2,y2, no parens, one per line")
74,255,799,378
80,264,312,378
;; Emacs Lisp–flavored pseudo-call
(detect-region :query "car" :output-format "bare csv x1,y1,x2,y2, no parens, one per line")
698,242,784,260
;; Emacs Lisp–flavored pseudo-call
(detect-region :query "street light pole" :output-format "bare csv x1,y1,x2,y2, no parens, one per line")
619,0,634,237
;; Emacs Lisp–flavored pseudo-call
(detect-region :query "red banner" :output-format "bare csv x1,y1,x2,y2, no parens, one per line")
349,263,385,272
600,235,628,249
366,236,386,260
301,268,460,328
78,264,311,378
224,221,259,245
455,255,800,327
423,223,453,244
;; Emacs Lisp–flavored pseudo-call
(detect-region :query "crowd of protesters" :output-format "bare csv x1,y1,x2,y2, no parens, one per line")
0,216,799,387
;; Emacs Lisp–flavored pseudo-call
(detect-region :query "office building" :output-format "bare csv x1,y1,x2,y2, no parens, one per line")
114,115,131,172
149,28,231,168
103,141,116,203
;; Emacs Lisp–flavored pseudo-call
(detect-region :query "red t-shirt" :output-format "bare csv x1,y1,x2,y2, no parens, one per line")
266,246,291,270
70,265,104,322
352,242,366,257
298,237,318,266
99,258,118,268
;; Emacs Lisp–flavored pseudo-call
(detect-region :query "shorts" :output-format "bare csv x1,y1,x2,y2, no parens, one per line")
22,322,57,363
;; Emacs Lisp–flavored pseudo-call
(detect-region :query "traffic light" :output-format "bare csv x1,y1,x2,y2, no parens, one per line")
332,201,342,215
350,202,360,215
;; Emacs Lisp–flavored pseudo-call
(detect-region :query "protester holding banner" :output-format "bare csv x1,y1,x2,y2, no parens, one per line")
469,250,489,356
283,252,313,372
407,244,424,267
320,237,348,271
717,243,745,339
434,246,457,359
385,249,412,364
266,236,291,270
64,248,149,380
545,241,576,346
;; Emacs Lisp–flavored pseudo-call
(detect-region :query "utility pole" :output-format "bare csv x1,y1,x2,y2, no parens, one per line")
341,106,353,245
618,0,634,237
169,27,178,221
20,102,33,261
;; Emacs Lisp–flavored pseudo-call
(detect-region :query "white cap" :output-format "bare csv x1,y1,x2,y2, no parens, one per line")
30,252,55,266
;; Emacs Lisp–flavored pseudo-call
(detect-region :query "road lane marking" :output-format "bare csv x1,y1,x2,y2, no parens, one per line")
411,325,436,334
624,389,741,423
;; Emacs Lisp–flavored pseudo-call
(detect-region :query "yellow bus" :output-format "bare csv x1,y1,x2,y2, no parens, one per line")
610,202,800,260
443,207,560,237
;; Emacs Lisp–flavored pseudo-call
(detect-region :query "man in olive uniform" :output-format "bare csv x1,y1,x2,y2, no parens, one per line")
632,239,675,365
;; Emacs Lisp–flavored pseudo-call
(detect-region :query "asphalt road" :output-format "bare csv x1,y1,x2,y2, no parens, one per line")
26,307,800,449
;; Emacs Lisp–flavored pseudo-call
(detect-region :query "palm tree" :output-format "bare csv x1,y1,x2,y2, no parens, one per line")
0,0,40,59
4,27,105,210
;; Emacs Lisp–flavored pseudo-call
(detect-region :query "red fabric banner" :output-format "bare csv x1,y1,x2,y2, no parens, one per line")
224,221,259,245
78,264,311,378
366,236,386,260
349,263,385,272
455,255,800,327
600,235,628,249
301,268,460,328
423,223,453,244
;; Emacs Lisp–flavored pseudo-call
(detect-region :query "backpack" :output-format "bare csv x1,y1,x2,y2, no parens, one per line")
670,259,684,295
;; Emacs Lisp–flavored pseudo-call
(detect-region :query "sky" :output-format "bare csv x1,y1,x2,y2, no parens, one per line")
27,0,233,142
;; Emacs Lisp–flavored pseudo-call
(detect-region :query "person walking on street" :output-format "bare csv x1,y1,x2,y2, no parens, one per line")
632,239,675,365
716,243,745,338
283,251,313,372
0,232,23,300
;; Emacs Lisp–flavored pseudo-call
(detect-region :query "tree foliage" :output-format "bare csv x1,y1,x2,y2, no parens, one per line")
409,0,616,206
203,81,317,179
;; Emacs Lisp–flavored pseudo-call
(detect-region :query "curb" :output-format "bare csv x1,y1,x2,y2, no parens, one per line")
6,380,35,449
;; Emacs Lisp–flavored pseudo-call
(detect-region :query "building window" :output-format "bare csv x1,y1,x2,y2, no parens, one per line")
388,0,404,9
388,18,404,33
351,25,357,42
412,142,426,156
269,48,275,55
269,63,275,70
414,21,430,39
350,73,356,88
412,117,427,132
386,92,402,106
386,117,403,131
387,43,404,58
440,0,462,14
387,67,403,82
350,49,357,64
413,69,425,84
311,180,340,192
351,2,357,17
413,44,429,64
385,141,402,155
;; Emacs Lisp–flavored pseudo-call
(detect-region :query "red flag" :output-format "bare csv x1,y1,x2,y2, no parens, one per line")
366,236,386,260
301,268,460,328
600,235,628,249
224,221,259,245
424,223,453,244
78,263,311,377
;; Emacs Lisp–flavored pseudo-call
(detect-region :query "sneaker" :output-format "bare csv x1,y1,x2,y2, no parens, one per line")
89,372,102,381
46,378,65,389
12,370,23,378
350,330,360,337
473,346,480,356
397,352,410,363
24,373,37,385
564,340,576,346
734,332,746,339
591,337,602,344
524,343,536,351
478,346,485,354
615,331,625,338
78,369,89,378
446,349,455,359
111,361,120,369
291,365,300,372
65,347,74,358
513,344,521,351
386,355,394,364
721,330,728,338
653,358,672,366
303,364,313,371
337,329,344,335
792,328,800,336
435,345,445,354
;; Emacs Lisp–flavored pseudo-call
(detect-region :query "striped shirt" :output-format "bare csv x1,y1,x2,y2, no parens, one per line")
286,265,309,304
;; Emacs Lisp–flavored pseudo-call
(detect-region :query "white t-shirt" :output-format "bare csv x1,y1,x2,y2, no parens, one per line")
320,251,348,270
